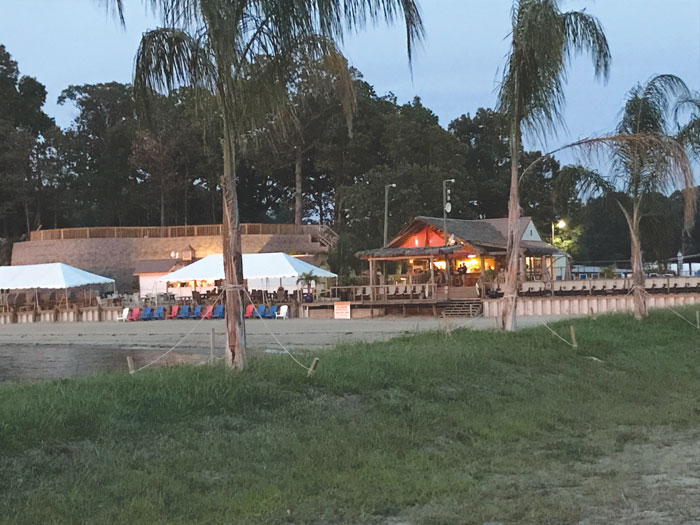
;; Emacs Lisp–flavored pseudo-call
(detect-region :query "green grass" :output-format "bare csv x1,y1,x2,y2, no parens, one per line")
2,309,700,524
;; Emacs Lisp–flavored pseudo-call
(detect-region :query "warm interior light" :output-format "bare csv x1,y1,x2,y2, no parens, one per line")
432,261,446,270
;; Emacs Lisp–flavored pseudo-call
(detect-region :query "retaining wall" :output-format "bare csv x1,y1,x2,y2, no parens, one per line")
483,294,700,318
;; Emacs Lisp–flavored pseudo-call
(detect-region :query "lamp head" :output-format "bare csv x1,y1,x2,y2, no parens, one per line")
556,220,567,229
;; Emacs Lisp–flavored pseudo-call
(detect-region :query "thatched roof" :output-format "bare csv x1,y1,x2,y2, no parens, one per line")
357,216,566,260
356,245,464,259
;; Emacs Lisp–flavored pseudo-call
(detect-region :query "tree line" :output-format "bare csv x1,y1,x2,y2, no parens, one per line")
0,44,698,273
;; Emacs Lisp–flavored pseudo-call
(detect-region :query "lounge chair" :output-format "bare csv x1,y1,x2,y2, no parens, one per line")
152,306,165,320
244,304,255,319
275,305,289,319
117,307,129,322
177,305,190,319
201,305,214,320
212,304,225,319
189,305,202,319
254,304,266,319
127,307,140,321
139,307,152,320
165,305,178,319
265,305,278,319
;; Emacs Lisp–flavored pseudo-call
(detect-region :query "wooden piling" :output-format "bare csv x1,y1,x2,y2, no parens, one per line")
210,328,215,364
307,357,320,377
569,325,578,348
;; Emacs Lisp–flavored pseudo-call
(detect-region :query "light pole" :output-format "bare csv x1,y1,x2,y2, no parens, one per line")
384,183,396,247
443,179,455,245
551,219,566,279
551,219,566,245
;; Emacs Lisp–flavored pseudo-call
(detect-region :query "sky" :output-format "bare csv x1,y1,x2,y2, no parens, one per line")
1,0,699,156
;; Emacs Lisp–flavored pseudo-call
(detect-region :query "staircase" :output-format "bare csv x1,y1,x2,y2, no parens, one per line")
442,299,482,318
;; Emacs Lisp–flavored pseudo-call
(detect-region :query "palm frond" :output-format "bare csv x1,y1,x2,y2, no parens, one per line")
618,75,690,135
134,27,217,109
497,0,610,139
565,133,696,232
96,0,125,26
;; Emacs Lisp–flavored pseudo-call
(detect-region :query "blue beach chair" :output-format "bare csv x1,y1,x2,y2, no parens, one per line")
265,305,278,319
212,305,225,319
177,305,189,319
139,307,152,320
153,306,165,320
255,305,266,319
189,305,202,319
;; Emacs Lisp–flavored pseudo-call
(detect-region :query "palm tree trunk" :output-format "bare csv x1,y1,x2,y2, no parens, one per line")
294,147,303,226
221,120,246,369
625,201,647,319
500,122,521,331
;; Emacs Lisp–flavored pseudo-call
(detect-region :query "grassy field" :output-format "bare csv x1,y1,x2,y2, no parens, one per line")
2,309,700,524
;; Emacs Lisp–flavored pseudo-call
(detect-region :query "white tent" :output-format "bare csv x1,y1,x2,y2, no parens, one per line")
0,263,115,290
159,253,336,292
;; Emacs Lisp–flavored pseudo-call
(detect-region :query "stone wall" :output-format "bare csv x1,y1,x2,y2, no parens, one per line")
12,233,328,292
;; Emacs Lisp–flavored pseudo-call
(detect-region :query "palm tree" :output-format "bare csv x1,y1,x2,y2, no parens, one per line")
296,271,316,294
497,0,610,331
571,76,696,319
104,0,423,368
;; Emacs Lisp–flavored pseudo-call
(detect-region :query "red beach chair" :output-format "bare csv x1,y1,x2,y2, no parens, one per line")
201,305,214,320
127,307,140,321
244,304,255,319
165,305,178,319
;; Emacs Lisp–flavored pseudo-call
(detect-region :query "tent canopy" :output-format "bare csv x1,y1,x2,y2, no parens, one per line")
0,263,115,290
159,253,336,283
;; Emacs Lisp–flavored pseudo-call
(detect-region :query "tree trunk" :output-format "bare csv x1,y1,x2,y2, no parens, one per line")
184,168,189,226
160,177,166,227
294,147,303,226
500,122,522,331
624,201,647,319
23,197,31,236
221,120,246,369
211,181,217,224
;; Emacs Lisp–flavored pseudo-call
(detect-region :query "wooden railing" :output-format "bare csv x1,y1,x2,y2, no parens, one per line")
311,284,440,303
28,223,338,242
483,275,700,297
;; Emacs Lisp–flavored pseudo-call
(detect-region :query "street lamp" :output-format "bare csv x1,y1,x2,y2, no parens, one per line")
384,183,396,247
443,179,456,245
551,219,566,245
551,219,567,280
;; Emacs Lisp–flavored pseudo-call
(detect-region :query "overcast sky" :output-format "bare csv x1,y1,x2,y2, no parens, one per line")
2,0,699,154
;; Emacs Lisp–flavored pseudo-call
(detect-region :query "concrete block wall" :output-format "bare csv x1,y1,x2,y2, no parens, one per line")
483,294,700,318
12,232,328,292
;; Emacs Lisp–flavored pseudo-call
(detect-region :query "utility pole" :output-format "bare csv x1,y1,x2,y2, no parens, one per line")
384,183,396,246
443,179,455,245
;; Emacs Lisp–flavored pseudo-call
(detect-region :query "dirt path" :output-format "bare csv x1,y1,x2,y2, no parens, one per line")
577,429,700,524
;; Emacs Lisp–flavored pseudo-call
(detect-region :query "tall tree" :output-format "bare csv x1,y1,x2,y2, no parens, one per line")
58,83,138,226
0,45,54,238
114,0,424,369
571,75,697,319
496,0,610,331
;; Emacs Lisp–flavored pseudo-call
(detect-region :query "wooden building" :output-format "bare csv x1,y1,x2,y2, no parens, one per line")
356,216,568,303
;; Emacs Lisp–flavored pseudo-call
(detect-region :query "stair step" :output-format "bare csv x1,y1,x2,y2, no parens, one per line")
442,299,483,318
